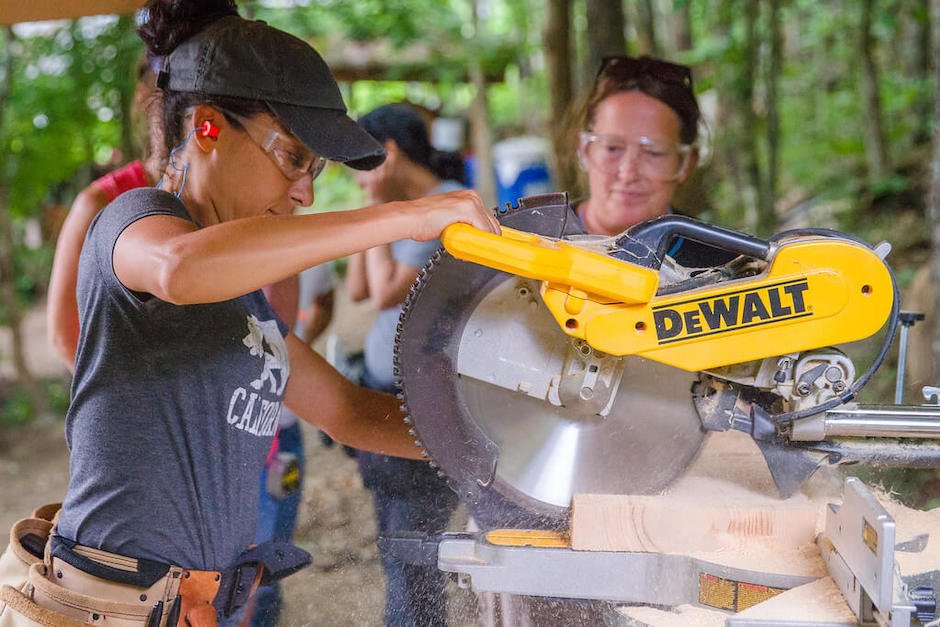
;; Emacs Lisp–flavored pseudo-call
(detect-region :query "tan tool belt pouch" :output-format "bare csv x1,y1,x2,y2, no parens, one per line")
2,559,183,627
0,517,51,597
0,502,60,592
0,504,181,626
0,499,62,624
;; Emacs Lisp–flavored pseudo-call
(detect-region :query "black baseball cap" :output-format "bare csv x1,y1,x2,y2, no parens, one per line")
160,15,385,170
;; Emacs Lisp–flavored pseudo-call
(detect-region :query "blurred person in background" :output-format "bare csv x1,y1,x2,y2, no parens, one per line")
570,55,730,268
249,263,334,627
46,54,164,369
346,102,466,627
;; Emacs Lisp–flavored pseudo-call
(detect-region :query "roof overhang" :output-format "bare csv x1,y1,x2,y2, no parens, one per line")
0,1,142,26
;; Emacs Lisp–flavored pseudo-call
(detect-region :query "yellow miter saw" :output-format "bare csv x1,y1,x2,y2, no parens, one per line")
395,193,940,531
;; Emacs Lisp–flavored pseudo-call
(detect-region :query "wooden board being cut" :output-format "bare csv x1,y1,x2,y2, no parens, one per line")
570,431,833,577
570,493,819,554
568,430,940,625
877,491,940,574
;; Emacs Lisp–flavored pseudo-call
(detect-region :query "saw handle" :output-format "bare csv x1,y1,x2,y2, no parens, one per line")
441,223,659,304
615,215,772,269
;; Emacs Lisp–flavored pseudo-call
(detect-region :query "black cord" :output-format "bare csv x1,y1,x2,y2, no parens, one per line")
769,230,900,425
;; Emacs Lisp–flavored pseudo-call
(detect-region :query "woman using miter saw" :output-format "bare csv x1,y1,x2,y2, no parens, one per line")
346,102,463,627
0,2,497,625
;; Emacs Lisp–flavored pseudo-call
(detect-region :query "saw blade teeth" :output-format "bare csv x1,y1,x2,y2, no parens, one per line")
393,249,452,466
395,214,593,521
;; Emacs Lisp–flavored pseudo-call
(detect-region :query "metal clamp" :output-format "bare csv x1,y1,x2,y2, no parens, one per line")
924,386,940,406
895,311,925,404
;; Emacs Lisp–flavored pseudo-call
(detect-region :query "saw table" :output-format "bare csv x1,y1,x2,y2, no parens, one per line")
381,477,938,625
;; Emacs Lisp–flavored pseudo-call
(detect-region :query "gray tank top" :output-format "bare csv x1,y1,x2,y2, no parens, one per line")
57,188,289,570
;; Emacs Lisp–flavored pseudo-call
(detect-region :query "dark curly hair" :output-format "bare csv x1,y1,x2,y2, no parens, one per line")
138,0,268,154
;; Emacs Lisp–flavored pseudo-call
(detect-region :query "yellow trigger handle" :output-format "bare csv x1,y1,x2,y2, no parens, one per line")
440,222,659,304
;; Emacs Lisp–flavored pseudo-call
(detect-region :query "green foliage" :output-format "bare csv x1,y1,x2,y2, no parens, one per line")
0,379,71,427
44,379,71,415
1,17,142,218
1,387,33,426
849,467,939,509
309,165,364,214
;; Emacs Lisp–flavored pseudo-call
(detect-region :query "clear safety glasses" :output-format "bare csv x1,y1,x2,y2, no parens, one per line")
225,111,327,182
579,132,693,182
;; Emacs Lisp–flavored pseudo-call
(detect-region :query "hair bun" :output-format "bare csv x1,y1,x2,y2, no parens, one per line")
138,0,238,56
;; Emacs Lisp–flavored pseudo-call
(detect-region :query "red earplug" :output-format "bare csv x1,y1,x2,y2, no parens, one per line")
198,120,220,139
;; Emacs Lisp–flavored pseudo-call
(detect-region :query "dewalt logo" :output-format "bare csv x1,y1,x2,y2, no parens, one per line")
652,279,811,344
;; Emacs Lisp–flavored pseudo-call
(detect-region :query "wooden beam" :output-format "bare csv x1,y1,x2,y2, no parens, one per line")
570,493,820,554
0,0,142,25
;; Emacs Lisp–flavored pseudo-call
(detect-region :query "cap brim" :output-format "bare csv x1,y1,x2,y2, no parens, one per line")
268,101,386,170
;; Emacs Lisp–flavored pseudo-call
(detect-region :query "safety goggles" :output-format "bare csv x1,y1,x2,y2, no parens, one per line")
596,55,694,92
579,132,693,182
225,110,327,182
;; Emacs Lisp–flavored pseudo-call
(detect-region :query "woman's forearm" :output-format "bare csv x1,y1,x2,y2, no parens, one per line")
283,334,422,459
115,190,496,305
117,203,410,304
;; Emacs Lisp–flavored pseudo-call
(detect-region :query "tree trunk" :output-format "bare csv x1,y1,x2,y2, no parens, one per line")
0,27,48,420
544,0,576,195
928,0,940,383
670,0,694,53
708,0,746,225
470,0,497,206
907,0,932,143
585,0,626,76
859,0,889,182
636,0,660,56
758,0,782,236
116,15,138,162
743,0,764,232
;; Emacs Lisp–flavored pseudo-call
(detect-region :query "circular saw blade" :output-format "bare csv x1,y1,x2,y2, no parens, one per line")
396,195,706,528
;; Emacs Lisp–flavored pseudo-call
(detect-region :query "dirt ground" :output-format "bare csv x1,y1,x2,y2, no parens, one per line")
0,287,479,626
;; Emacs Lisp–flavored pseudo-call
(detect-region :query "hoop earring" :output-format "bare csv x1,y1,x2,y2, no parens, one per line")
155,128,196,199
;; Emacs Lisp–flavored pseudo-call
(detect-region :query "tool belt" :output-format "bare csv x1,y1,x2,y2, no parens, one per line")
0,505,311,626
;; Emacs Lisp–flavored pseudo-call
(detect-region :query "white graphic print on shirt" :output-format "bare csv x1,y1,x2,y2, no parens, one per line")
226,315,290,436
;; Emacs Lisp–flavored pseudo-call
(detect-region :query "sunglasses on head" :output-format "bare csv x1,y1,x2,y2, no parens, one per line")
597,55,693,91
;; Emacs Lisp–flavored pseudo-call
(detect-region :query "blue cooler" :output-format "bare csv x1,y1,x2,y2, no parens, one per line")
466,136,554,207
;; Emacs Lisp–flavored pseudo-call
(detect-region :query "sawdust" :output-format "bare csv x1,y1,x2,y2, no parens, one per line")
877,491,940,575
667,430,843,506
616,604,726,626
733,577,856,622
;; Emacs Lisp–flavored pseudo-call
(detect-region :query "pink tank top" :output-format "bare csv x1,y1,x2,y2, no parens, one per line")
91,160,150,201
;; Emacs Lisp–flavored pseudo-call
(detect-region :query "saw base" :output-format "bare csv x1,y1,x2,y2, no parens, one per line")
433,471,940,626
